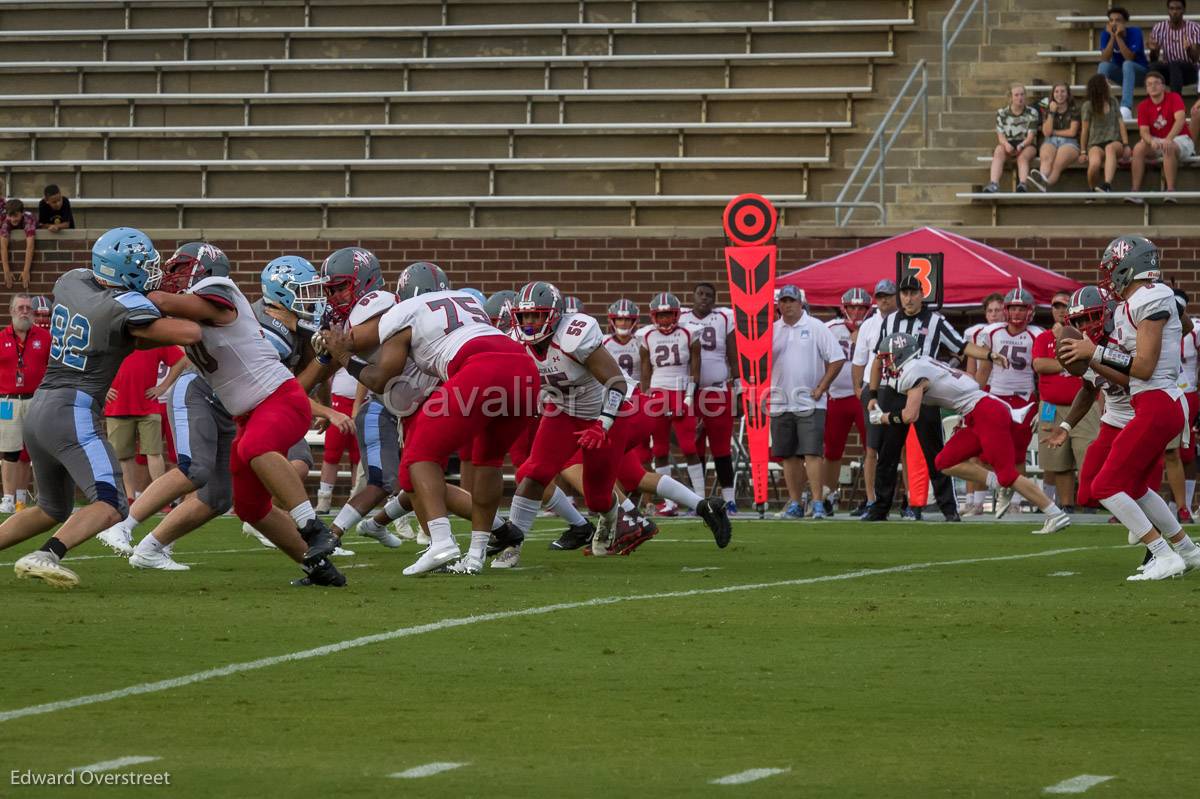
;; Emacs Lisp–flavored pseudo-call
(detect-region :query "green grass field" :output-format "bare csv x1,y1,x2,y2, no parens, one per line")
1,515,1197,798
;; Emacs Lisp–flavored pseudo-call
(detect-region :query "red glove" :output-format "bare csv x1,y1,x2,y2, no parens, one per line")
576,421,608,450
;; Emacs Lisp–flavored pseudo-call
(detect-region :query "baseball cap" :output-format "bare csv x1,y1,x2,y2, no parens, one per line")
873,279,897,296
897,275,922,292
777,285,804,301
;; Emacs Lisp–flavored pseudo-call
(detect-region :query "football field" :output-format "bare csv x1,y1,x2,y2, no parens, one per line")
1,515,1196,798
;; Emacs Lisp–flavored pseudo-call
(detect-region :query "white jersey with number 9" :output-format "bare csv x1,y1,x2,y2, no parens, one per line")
604,334,641,383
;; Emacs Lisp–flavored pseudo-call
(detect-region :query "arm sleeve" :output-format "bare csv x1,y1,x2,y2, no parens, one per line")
115,291,163,329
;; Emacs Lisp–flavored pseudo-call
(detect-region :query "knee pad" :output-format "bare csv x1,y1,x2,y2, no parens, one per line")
0,450,19,463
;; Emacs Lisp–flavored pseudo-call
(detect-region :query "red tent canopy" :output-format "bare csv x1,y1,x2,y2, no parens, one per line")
777,227,1082,307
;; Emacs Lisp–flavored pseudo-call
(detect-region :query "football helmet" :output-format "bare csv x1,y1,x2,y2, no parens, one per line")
648,292,681,334
395,261,449,301
160,242,230,294
608,298,640,338
92,227,161,293
1067,285,1114,344
514,281,565,345
261,256,326,321
878,331,920,378
461,287,486,306
840,287,871,330
1099,235,1159,297
31,295,50,328
485,289,518,331
322,247,384,323
564,296,584,315
1003,287,1035,328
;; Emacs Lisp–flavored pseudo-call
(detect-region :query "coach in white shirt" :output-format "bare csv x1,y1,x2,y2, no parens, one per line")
849,279,898,515
770,285,845,518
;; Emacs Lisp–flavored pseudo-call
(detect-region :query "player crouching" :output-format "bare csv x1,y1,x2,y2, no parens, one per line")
874,332,1071,535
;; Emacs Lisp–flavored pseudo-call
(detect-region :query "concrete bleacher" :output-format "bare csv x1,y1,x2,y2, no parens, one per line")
0,0,920,230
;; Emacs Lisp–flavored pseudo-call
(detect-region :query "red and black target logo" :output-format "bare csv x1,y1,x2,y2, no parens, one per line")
723,194,778,247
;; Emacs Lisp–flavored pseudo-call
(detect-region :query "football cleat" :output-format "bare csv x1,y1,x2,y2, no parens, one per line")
416,528,431,546
612,512,658,555
14,551,80,589
315,492,332,514
490,544,522,569
0,496,13,514
242,521,278,549
393,511,419,541
487,521,526,557
130,549,190,571
1127,550,1186,581
1179,507,1194,524
654,501,678,517
448,555,483,574
775,501,804,520
357,517,404,548
97,525,134,556
332,545,356,557
724,500,739,516
696,498,732,548
1031,511,1071,535
994,487,1016,519
300,518,339,566
1179,546,1200,573
549,520,595,551
403,541,462,576
292,558,347,587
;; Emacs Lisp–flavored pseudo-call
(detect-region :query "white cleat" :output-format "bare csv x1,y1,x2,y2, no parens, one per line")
332,546,355,557
1179,547,1200,573
315,493,332,514
1031,511,1071,535
97,525,134,556
1127,550,1187,581
402,541,461,576
357,518,403,548
393,511,418,542
447,555,483,574
14,551,80,588
490,543,522,569
415,528,431,547
0,496,14,514
242,521,278,549
994,487,1015,519
130,549,190,571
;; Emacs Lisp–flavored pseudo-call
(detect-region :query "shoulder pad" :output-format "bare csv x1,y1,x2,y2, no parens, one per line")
556,314,603,360
348,290,397,326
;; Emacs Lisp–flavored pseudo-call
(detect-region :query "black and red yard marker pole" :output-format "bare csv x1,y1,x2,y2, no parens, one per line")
722,194,777,518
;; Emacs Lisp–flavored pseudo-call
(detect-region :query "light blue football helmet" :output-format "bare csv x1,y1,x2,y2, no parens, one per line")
461,287,486,305
91,227,161,292
261,255,327,321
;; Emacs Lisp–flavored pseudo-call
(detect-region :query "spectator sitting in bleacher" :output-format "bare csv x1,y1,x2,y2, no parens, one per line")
1098,6,1148,122
1080,73,1131,195
1147,0,1200,97
1029,83,1080,191
1128,70,1193,203
983,83,1039,193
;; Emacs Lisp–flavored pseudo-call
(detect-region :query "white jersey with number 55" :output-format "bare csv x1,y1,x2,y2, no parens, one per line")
641,324,695,391
980,322,1044,398
379,289,506,381
527,313,605,419
679,307,733,386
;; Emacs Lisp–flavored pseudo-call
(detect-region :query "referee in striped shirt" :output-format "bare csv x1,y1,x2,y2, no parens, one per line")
864,276,1007,522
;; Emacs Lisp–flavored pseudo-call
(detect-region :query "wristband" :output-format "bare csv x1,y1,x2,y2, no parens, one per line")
346,355,370,380
1059,420,1073,433
599,386,623,431
868,389,878,401
316,353,332,366
1094,346,1133,374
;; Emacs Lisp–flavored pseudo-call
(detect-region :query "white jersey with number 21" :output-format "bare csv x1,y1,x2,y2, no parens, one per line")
641,324,695,391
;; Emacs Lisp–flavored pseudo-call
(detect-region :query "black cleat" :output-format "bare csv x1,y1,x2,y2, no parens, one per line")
861,507,889,522
550,520,595,551
291,558,347,587
696,498,732,549
300,518,338,566
486,521,526,557
822,498,834,516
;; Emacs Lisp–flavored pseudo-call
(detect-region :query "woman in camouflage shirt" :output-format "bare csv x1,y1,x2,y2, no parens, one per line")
983,83,1039,193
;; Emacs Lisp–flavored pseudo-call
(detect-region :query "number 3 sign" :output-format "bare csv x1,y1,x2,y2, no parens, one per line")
896,252,944,308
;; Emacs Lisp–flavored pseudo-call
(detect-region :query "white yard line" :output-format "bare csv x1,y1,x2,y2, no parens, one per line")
1044,774,1115,794
0,546,270,568
0,545,1112,725
709,767,790,785
1047,571,1078,577
71,756,160,773
389,762,469,779
681,566,723,572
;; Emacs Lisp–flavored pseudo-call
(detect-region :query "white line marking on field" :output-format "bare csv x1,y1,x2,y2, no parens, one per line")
0,545,1113,724
681,566,722,572
710,767,790,785
508,565,545,571
340,564,375,569
389,762,469,779
1048,571,1078,577
0,546,270,568
71,756,161,773
1044,774,1115,793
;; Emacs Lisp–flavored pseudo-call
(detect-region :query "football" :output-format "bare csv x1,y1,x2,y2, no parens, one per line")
1056,325,1089,376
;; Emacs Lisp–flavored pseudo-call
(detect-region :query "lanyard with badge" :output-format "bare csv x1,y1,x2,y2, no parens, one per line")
13,333,25,389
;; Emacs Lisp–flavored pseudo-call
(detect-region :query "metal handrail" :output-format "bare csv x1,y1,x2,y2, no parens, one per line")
941,0,988,97
834,60,927,227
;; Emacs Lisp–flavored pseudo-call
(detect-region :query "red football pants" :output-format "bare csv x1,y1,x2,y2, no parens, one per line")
1076,422,1165,507
694,385,734,459
646,387,698,458
322,394,360,466
992,393,1037,458
1181,391,1199,464
823,394,865,461
1092,389,1184,501
934,396,1026,487
231,378,312,524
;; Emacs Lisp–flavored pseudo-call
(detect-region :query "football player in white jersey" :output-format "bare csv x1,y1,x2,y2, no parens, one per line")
1059,235,1200,580
974,287,1045,472
679,282,739,514
605,298,642,385
321,261,541,576
964,293,1005,378
640,292,705,511
1163,288,1199,522
822,287,870,516
875,332,1070,535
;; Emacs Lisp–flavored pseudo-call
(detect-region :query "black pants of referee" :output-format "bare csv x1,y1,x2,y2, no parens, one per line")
873,386,957,518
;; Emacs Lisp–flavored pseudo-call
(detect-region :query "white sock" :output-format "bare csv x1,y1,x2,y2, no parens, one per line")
1187,480,1196,509
318,482,333,496
1044,485,1057,503
2,494,11,504
118,513,139,534
620,497,636,513
1043,502,1062,517
657,476,700,510
1100,491,1154,541
492,514,505,531
972,490,987,505
469,531,490,561
290,501,317,527
1135,490,1182,538
333,504,363,534
687,463,705,497
15,489,27,503
985,472,999,490
135,534,165,554
509,494,542,534
546,487,586,527
383,494,405,520
721,487,735,503
1172,533,1198,554
1148,536,1173,559
427,516,454,548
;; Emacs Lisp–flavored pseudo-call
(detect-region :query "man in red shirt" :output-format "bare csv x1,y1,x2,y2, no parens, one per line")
0,293,51,513
1032,290,1100,511
1129,70,1194,204
104,346,188,499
